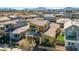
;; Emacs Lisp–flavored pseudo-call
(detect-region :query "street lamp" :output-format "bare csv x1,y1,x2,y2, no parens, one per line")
9,24,12,51
9,21,16,51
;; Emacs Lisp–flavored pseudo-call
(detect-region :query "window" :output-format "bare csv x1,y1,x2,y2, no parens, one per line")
72,43,74,46
0,27,4,30
68,42,70,45
30,26,36,30
44,37,49,43
14,34,18,38
6,25,9,28
74,48,77,51
66,27,77,40
68,42,74,46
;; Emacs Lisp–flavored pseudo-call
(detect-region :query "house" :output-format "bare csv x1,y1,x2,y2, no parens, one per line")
0,18,28,41
64,20,79,51
0,20,16,32
43,14,56,22
0,19,27,32
9,15,21,20
55,13,64,19
64,10,73,19
0,16,11,22
56,18,71,28
12,25,29,40
29,20,49,32
19,15,38,19
42,23,60,45
26,20,49,44
34,18,44,20
28,15,38,19
0,21,17,41
72,12,79,19
12,19,27,29
37,12,44,18
19,15,30,19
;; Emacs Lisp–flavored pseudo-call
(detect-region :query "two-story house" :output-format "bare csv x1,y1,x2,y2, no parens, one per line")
12,25,29,41
0,18,28,41
26,20,49,44
64,10,73,19
64,20,79,51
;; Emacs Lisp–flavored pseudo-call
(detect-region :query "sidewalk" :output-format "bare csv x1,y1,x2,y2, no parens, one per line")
37,45,65,51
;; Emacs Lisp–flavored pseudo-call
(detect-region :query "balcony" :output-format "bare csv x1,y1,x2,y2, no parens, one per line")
66,30,78,41
66,36,77,41
26,29,37,37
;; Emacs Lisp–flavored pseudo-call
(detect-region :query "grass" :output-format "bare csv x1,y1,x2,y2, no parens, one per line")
57,35,64,42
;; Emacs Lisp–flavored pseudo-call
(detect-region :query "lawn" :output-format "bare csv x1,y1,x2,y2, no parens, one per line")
57,35,64,42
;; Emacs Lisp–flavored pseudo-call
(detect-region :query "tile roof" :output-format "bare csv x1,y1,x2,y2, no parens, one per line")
30,20,48,26
0,20,17,25
44,23,60,37
56,18,71,24
0,19,27,25
44,14,55,17
26,19,36,22
64,20,79,29
12,25,29,34
0,17,11,22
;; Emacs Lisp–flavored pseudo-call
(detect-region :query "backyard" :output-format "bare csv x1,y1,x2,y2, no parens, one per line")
57,35,64,42
56,34,64,46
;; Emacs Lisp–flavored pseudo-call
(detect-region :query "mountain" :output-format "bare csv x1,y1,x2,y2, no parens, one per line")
22,7,47,11
63,7,79,11
0,8,16,11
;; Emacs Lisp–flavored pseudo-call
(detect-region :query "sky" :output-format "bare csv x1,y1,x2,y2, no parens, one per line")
0,0,79,9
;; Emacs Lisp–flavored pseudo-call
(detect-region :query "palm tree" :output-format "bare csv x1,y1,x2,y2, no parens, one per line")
55,28,61,38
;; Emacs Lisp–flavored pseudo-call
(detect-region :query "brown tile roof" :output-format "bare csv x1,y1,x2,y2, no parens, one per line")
44,23,60,37
0,20,17,25
0,17,11,22
26,19,36,22
30,20,48,26
12,25,29,34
